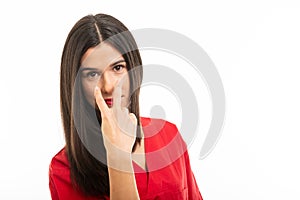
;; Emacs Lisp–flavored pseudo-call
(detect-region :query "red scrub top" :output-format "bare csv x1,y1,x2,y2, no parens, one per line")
49,117,203,199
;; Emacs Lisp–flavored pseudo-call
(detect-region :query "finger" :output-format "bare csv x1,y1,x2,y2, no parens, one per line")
122,107,129,115
94,86,109,114
128,113,137,126
128,113,137,137
112,80,122,111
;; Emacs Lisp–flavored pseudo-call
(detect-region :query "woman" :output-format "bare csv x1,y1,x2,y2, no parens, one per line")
49,13,203,200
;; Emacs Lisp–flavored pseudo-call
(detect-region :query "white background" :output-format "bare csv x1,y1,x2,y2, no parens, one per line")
1,0,300,199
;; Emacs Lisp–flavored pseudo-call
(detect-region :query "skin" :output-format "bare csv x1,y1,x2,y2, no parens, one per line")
81,42,130,108
81,42,143,199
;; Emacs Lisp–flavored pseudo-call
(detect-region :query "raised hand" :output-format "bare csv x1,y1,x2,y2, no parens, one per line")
94,79,137,156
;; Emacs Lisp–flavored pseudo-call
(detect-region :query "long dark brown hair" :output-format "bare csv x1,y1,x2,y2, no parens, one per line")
60,13,143,197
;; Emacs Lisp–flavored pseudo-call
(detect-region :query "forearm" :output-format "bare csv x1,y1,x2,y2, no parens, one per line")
94,84,140,199
107,156,140,200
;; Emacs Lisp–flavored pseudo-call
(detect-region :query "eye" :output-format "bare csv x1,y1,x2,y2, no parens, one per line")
85,71,100,80
88,71,98,77
113,65,125,72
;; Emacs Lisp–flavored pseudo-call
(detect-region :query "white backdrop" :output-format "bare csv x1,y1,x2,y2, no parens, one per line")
1,0,300,199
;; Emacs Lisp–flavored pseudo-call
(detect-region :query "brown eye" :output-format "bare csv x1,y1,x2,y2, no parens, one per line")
113,65,124,72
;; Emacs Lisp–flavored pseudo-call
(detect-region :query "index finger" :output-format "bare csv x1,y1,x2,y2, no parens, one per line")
94,86,109,114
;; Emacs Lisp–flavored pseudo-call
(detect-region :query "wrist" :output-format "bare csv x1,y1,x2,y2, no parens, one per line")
106,147,133,172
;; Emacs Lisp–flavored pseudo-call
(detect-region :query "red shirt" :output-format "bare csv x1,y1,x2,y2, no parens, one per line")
49,117,203,199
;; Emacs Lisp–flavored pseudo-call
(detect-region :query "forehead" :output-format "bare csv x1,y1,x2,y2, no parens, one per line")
81,42,125,69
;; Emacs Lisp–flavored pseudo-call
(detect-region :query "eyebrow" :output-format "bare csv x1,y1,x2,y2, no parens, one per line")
80,59,126,71
80,67,99,72
111,59,126,66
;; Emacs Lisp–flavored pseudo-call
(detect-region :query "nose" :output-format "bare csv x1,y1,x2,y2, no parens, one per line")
99,71,115,95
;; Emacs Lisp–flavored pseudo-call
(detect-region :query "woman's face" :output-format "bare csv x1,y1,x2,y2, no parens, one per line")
80,42,130,108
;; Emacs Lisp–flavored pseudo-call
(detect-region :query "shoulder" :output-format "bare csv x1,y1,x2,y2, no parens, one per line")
140,117,178,133
141,117,179,138
140,117,186,150
49,147,76,199
140,117,188,171
49,147,70,176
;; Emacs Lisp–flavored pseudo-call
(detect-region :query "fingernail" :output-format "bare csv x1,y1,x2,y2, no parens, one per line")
95,86,99,91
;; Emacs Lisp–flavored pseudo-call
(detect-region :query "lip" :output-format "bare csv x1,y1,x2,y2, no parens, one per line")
104,98,113,107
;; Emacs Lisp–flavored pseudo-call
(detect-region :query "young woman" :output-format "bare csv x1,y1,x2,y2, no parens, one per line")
49,13,203,200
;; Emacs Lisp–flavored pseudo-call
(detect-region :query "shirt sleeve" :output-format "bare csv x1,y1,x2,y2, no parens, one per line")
161,119,204,199
49,175,59,200
49,148,109,200
184,150,203,200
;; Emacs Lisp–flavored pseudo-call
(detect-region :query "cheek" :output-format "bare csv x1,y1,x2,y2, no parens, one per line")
81,80,96,105
121,75,131,107
121,75,130,94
